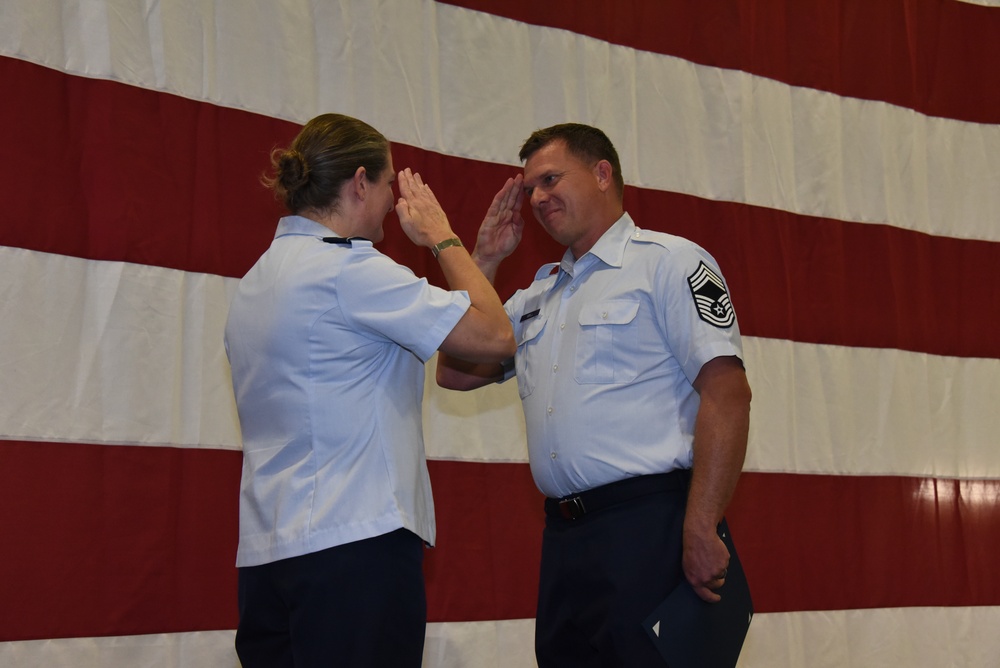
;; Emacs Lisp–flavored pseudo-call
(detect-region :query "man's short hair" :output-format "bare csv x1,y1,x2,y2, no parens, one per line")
518,123,624,199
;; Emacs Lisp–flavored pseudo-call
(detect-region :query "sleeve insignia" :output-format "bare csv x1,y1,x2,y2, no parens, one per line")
687,261,735,328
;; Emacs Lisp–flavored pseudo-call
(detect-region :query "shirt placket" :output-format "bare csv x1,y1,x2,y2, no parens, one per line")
542,257,595,490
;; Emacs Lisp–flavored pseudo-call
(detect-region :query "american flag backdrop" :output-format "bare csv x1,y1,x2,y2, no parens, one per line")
2,0,999,666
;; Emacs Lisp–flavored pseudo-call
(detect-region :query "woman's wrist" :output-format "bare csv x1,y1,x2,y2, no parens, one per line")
431,237,463,258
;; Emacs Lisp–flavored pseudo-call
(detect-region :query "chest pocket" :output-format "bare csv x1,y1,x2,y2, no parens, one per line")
575,300,640,384
514,314,547,399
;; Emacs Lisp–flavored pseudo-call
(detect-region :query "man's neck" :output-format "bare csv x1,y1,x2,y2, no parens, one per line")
569,208,624,259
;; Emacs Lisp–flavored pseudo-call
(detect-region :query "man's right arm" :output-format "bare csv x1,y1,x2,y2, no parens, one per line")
437,176,525,390
436,352,507,390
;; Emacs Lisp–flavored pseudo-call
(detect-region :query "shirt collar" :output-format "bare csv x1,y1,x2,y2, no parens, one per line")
558,212,636,276
274,215,340,240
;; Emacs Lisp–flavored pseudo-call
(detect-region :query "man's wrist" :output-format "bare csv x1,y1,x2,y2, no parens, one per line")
497,356,516,383
471,250,503,272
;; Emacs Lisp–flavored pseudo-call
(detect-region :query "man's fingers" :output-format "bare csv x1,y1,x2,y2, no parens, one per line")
693,584,722,603
502,177,518,210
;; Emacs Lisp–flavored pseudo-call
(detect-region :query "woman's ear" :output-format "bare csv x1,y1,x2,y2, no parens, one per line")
353,165,368,201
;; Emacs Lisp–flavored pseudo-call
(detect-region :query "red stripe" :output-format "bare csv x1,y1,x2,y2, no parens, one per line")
0,441,241,641
439,0,1000,125
423,460,546,623
3,58,998,359
633,189,1000,359
0,58,294,280
727,472,1000,612
2,441,998,640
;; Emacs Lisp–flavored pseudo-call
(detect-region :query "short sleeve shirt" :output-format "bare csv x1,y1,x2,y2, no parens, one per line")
503,213,743,498
225,216,471,567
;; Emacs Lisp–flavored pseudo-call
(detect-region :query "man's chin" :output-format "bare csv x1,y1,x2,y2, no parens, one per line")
537,213,559,232
540,220,569,245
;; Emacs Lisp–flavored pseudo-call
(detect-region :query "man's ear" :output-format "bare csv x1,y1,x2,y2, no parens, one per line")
594,159,613,193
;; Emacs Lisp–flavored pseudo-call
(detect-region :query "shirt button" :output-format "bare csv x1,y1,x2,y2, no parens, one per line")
550,452,557,459
570,286,577,292
547,407,553,415
560,323,565,330
602,311,608,319
552,364,558,372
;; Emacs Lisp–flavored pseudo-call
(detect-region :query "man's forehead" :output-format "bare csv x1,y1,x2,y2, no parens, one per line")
523,141,584,178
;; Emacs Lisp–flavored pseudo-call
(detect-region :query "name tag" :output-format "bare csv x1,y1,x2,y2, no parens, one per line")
520,309,540,322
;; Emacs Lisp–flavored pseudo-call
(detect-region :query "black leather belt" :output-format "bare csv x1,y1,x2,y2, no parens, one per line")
544,470,691,521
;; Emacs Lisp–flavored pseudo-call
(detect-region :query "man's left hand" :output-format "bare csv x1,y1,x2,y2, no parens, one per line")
682,523,730,603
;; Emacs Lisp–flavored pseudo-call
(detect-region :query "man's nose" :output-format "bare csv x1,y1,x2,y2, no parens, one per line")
530,188,547,208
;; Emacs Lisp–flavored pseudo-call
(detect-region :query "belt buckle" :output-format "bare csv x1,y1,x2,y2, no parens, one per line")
558,496,586,520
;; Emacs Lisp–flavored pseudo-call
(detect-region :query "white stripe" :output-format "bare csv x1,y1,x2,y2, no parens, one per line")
424,619,538,668
0,624,537,668
0,631,240,668
3,609,999,667
427,339,1000,479
422,360,529,463
741,337,1000,478
1,0,998,242
0,619,536,668
2,247,997,479
0,246,241,450
739,607,1000,668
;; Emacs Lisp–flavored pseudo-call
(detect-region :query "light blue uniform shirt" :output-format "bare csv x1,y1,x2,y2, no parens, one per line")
225,216,471,567
504,213,743,499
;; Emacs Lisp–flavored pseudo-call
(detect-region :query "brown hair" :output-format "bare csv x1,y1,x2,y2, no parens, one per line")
518,123,624,199
263,113,390,215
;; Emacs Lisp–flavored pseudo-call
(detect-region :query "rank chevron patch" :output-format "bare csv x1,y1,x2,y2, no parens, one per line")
687,261,736,328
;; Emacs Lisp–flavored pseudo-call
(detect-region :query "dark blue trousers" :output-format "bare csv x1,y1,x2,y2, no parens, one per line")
235,528,426,668
535,484,688,667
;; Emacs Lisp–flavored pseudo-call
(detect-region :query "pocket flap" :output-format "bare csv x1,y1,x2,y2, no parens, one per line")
578,300,639,326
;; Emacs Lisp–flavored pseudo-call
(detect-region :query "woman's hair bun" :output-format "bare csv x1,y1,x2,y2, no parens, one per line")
277,149,310,192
